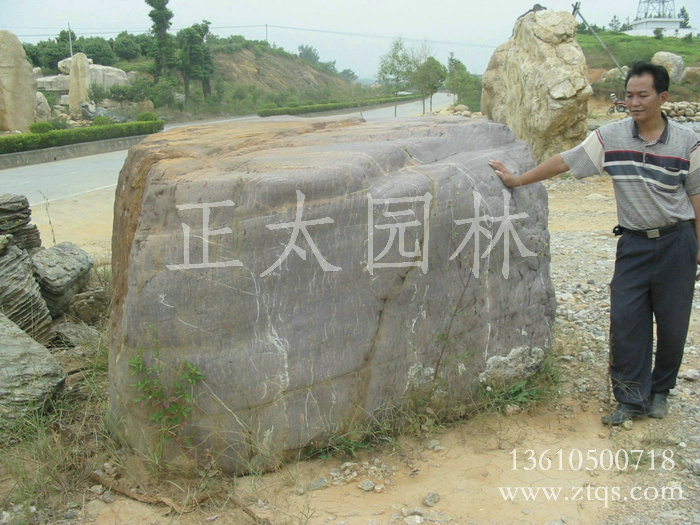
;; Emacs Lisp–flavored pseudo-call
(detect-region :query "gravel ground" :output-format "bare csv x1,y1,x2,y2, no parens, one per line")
546,177,700,525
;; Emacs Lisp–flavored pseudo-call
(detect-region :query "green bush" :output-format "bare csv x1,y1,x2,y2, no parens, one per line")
29,121,54,134
91,116,115,126
256,94,420,117
0,120,165,154
136,111,159,121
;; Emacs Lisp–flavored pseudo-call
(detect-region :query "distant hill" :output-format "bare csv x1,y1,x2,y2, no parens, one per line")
212,47,349,94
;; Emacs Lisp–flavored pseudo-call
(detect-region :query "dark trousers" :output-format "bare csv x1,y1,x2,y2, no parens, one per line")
609,226,697,409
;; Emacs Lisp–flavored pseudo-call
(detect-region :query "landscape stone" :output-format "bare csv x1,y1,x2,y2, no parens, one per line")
68,53,90,118
89,64,129,89
70,287,111,324
35,91,51,122
32,241,93,318
681,67,700,85
53,321,101,348
652,51,684,83
109,116,556,475
0,243,54,345
481,10,592,162
36,75,70,92
0,30,37,132
0,313,65,440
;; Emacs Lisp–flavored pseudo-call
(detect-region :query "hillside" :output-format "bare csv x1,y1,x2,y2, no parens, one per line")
577,32,700,70
212,48,348,94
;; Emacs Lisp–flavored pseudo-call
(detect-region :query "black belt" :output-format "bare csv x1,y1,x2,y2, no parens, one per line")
613,220,694,239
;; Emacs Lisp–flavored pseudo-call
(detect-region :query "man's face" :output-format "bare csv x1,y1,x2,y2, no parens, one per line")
625,73,668,125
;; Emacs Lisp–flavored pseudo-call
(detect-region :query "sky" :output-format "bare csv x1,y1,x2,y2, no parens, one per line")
2,0,698,79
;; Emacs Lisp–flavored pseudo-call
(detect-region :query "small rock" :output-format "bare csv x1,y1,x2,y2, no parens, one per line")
423,491,440,507
693,459,700,475
426,439,443,451
404,516,424,525
82,499,107,518
307,477,329,491
622,420,634,431
358,479,375,492
679,369,699,381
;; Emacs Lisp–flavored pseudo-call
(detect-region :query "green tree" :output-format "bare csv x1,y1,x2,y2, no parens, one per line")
176,20,215,104
114,31,141,60
679,7,690,28
377,37,411,116
445,53,481,111
339,68,358,83
608,15,621,32
298,44,320,65
412,57,446,113
654,27,664,39
146,0,176,80
75,36,116,65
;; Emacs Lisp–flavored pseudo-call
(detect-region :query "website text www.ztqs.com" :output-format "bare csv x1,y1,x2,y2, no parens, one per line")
499,485,683,508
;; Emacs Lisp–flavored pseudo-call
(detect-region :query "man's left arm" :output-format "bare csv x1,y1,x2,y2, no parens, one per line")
690,193,700,274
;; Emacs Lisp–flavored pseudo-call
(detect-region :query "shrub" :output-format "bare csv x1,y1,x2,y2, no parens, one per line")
91,116,115,126
89,82,110,106
0,120,165,154
29,121,54,134
136,111,158,121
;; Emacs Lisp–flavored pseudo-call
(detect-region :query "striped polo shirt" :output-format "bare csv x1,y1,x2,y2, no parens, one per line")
561,116,700,230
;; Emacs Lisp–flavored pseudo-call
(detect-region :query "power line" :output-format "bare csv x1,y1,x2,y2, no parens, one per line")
10,22,497,50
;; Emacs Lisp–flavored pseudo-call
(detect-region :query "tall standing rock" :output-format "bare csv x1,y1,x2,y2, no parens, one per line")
109,116,556,474
68,53,90,118
481,10,592,162
0,30,37,132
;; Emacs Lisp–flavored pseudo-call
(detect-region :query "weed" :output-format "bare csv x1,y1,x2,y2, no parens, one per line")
128,345,205,446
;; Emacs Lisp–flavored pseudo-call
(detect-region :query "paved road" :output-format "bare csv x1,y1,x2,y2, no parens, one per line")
0,93,454,206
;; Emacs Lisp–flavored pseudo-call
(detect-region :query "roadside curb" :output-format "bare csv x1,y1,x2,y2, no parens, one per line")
0,135,148,170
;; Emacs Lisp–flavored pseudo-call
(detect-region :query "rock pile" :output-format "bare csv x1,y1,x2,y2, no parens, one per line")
0,194,42,251
0,194,98,441
662,101,700,123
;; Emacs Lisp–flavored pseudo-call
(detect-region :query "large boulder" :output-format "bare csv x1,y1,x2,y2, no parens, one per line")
681,67,700,86
36,75,70,92
68,53,90,118
109,116,556,474
0,30,37,132
481,10,592,162
89,64,129,89
0,313,65,440
652,51,684,84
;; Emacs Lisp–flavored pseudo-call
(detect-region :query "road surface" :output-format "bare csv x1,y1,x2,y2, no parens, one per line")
0,93,454,206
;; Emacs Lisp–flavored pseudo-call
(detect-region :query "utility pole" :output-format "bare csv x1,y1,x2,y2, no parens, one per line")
572,2,625,77
68,23,73,56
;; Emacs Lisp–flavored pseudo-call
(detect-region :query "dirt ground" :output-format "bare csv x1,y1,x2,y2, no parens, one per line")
22,102,695,525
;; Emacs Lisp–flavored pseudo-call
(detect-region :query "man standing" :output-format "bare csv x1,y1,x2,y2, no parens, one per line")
489,61,700,425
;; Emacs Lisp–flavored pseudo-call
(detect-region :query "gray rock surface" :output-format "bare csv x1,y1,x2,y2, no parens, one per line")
32,241,93,318
109,116,556,474
0,242,54,345
0,30,37,132
481,10,592,162
0,313,65,439
35,91,51,122
36,75,70,92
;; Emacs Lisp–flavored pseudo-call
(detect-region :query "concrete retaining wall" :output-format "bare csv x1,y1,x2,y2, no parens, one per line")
0,135,148,170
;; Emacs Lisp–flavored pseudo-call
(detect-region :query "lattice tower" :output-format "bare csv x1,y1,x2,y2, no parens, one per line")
635,0,677,19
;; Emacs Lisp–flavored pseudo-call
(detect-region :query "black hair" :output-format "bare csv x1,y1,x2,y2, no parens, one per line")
625,61,670,93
